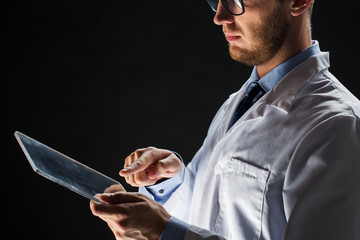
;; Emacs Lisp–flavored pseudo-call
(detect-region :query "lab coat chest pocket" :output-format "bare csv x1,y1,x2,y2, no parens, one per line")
215,157,270,240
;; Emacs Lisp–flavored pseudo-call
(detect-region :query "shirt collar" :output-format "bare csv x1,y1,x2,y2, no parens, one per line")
248,40,321,92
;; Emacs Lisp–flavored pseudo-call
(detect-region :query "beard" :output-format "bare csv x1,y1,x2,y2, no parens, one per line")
228,4,290,66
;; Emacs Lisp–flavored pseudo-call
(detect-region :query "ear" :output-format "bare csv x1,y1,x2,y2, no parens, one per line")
290,0,312,16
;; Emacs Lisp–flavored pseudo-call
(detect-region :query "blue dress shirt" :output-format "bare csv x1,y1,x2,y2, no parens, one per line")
140,41,321,240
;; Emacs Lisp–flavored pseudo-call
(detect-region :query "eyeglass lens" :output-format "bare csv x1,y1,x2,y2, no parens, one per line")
207,0,244,15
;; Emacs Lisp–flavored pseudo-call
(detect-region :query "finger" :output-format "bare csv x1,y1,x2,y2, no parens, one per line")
126,171,139,186
120,148,160,177
93,193,102,202
133,171,157,187
148,154,183,179
134,147,148,158
122,153,136,171
90,193,147,217
123,154,139,185
124,169,157,187
120,148,148,177
101,192,147,204
120,159,148,177
123,155,131,170
104,184,126,194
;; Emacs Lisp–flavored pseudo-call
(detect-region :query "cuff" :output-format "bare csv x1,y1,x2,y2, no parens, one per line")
160,216,190,240
139,163,185,204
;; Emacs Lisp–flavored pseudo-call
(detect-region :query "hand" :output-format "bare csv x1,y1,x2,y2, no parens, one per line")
90,191,171,240
119,147,183,187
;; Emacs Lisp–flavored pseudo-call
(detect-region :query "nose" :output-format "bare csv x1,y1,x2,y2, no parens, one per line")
213,1,235,25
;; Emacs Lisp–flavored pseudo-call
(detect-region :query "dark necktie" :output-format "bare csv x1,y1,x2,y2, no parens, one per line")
230,81,266,127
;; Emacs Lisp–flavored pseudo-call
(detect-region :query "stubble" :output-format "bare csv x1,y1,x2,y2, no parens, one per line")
229,4,290,66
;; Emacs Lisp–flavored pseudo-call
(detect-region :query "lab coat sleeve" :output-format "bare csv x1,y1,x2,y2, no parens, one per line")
162,147,228,239
184,225,226,240
282,115,360,240
162,146,204,220
161,217,226,240
139,145,206,219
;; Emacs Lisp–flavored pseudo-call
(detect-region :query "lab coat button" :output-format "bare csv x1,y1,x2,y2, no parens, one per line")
159,189,164,194
214,163,222,175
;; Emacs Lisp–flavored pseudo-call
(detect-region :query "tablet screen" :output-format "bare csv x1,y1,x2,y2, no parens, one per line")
15,131,122,203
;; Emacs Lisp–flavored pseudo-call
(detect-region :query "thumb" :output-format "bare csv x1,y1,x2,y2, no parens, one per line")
100,192,144,204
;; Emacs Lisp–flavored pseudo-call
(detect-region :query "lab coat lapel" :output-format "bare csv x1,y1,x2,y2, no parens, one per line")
225,52,330,135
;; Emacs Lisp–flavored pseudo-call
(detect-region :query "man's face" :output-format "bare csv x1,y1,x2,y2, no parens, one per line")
215,0,290,66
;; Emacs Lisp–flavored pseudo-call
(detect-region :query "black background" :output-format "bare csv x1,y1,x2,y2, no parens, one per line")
3,1,359,239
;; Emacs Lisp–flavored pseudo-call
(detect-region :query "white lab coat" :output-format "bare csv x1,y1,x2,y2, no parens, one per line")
163,52,360,239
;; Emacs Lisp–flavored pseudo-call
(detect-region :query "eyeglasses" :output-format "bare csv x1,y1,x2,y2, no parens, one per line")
207,0,245,16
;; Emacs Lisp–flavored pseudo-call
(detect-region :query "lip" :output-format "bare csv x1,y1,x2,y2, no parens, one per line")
224,33,241,42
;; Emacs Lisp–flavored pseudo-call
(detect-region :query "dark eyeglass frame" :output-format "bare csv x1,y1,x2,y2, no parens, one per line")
207,0,245,16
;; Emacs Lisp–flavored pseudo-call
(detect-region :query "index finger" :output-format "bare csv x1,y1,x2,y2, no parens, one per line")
119,159,150,176
119,148,156,177
119,148,172,177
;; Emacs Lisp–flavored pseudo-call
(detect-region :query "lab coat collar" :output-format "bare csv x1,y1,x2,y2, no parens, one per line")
263,52,330,112
252,40,322,93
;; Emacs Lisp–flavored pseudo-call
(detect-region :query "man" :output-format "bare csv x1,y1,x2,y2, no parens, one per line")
90,0,360,239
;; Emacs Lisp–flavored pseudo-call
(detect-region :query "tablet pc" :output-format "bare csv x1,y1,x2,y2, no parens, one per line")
15,131,122,203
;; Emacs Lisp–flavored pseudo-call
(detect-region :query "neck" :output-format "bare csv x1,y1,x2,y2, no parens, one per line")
256,19,312,78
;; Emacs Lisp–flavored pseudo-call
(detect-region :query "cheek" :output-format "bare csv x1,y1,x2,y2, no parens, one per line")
235,12,263,40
